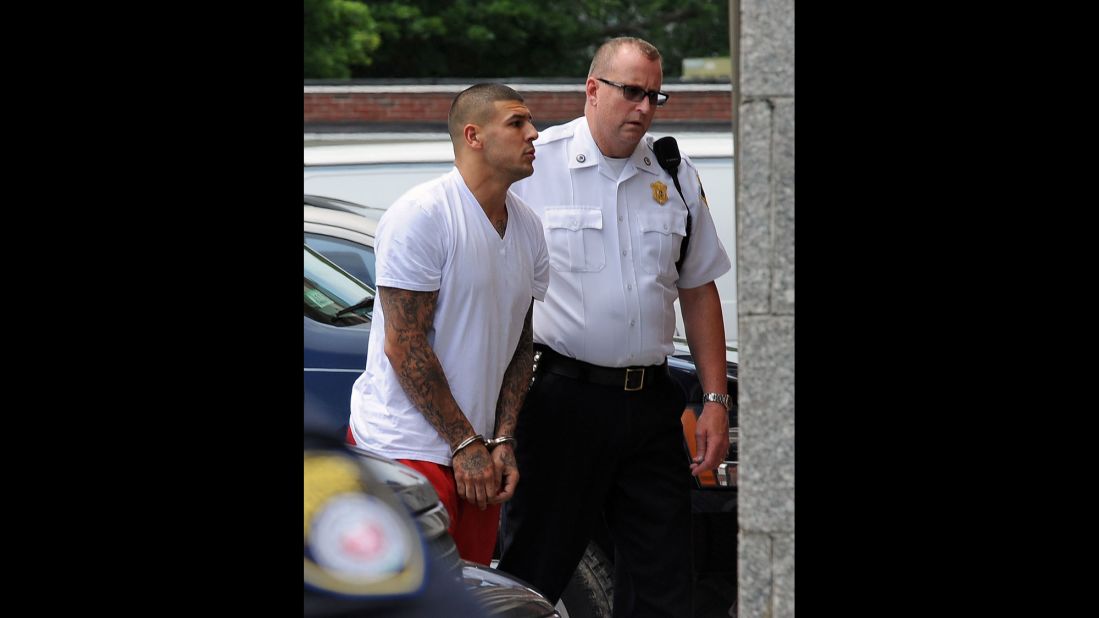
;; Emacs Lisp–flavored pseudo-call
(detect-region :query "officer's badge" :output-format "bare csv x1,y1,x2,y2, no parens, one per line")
651,181,669,206
697,173,709,208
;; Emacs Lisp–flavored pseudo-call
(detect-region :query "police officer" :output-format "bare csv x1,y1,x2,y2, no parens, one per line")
496,37,732,616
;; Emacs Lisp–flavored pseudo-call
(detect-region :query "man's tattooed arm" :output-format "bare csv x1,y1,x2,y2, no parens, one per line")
487,299,533,504
379,286,473,448
379,285,497,509
494,299,534,440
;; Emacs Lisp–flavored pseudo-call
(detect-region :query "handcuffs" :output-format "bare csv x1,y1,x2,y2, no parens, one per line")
451,434,517,456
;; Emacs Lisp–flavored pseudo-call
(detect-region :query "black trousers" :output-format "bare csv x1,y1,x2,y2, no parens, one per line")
497,361,692,617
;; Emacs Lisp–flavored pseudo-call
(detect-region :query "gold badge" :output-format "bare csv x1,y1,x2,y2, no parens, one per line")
651,181,668,206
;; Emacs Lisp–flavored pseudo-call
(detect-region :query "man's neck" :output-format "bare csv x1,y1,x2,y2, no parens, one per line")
456,164,508,220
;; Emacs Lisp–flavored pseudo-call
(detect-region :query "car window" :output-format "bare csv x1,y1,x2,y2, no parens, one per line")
304,245,374,325
304,232,377,289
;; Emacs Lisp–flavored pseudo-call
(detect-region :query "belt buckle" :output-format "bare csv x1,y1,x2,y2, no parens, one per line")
624,367,645,391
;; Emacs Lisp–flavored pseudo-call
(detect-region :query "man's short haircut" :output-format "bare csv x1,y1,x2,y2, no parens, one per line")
448,83,525,142
588,36,662,77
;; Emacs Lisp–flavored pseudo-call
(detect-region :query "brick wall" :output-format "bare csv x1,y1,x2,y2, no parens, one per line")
304,83,732,130
304,92,453,123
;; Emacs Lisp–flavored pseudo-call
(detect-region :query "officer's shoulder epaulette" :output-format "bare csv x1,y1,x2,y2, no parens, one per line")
679,153,700,172
534,122,574,145
643,134,700,174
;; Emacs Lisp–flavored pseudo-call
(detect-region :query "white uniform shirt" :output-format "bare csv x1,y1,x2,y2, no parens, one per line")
349,168,550,466
512,118,730,367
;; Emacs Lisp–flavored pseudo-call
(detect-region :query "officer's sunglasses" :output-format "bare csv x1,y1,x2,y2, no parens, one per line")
596,78,669,107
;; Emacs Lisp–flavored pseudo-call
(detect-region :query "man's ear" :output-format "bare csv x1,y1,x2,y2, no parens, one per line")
463,124,481,149
585,78,599,105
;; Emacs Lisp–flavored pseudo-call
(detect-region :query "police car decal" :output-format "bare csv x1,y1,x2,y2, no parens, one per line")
304,451,426,597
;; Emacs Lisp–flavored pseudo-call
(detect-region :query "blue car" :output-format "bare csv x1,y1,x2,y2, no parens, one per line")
304,244,373,442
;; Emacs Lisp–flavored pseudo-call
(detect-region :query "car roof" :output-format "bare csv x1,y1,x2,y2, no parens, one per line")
305,137,456,166
304,194,388,219
304,203,381,237
303,131,732,167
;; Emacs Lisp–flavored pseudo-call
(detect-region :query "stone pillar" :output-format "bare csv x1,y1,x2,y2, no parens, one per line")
732,1,795,617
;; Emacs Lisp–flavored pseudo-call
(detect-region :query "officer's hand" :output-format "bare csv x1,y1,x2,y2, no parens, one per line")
690,404,730,476
452,443,495,510
488,444,519,504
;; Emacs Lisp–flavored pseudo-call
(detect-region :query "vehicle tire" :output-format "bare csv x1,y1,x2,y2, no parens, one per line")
556,543,614,618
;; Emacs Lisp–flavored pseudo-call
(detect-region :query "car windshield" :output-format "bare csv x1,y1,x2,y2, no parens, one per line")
304,244,374,325
303,232,377,289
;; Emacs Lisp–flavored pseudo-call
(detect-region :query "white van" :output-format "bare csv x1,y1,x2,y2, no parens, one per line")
304,132,737,346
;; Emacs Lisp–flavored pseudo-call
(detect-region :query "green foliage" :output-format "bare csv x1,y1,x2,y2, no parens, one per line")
304,0,382,78
303,0,730,79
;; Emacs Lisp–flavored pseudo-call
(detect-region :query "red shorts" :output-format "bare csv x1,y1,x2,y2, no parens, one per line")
346,427,501,565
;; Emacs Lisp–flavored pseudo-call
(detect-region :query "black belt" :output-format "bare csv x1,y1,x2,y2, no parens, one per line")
534,344,666,391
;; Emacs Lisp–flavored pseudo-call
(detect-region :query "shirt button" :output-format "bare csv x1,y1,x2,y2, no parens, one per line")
663,223,669,231
618,216,623,222
621,250,627,257
629,320,636,326
627,284,632,290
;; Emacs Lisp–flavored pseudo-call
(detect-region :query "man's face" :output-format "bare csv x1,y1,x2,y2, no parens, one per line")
588,46,663,157
481,100,539,182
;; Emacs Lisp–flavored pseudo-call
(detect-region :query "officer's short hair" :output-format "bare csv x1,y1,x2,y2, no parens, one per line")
588,37,662,77
448,83,525,142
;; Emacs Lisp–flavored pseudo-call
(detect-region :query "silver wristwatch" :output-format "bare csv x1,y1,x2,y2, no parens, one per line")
701,392,732,411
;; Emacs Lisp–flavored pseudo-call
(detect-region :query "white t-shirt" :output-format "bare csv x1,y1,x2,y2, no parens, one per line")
511,117,731,367
349,167,550,466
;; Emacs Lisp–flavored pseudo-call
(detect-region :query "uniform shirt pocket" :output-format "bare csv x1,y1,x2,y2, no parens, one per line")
636,208,688,280
543,207,606,272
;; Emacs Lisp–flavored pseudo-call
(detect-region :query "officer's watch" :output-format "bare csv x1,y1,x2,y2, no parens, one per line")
701,392,732,411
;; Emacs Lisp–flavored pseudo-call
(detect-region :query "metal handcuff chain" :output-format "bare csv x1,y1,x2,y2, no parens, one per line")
451,433,517,457
484,435,517,450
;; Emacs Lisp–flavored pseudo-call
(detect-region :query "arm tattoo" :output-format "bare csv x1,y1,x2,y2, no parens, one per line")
379,286,473,447
458,449,491,473
494,300,534,438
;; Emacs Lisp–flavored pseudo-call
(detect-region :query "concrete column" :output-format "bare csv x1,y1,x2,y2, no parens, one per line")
732,1,795,616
